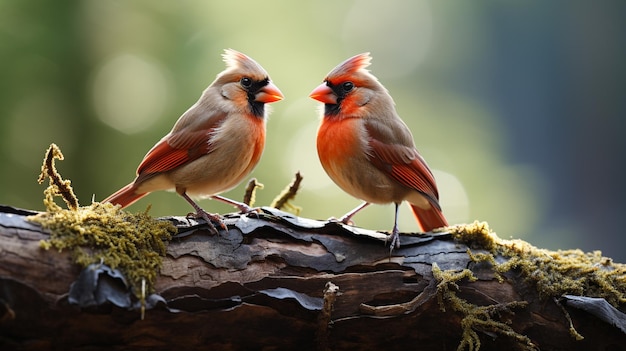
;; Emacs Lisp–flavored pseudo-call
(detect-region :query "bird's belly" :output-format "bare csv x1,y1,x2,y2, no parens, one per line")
183,156,251,196
172,156,251,197
169,137,261,197
329,160,399,204
317,118,400,204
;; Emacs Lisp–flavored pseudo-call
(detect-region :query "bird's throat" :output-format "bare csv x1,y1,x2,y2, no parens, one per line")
248,100,265,118
324,103,341,117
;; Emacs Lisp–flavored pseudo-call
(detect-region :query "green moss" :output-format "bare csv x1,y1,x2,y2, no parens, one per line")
432,263,534,351
28,144,176,297
439,221,626,349
450,221,626,307
449,221,497,252
30,203,175,295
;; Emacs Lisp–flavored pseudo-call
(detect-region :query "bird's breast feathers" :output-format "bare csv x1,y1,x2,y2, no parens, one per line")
169,113,265,196
317,117,367,170
317,117,388,201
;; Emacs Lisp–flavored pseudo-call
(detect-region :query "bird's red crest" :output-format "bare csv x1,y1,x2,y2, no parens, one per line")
327,53,372,79
222,49,268,76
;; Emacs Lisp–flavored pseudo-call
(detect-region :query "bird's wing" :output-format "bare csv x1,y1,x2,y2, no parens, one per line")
365,121,441,209
135,111,228,178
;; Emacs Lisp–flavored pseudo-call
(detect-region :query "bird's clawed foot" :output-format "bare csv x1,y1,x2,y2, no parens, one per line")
236,202,262,217
332,202,370,226
186,210,226,235
333,214,355,226
386,220,401,253
387,232,401,253
180,192,226,235
325,213,355,225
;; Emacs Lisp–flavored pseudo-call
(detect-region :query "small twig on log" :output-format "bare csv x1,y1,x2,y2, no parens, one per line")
37,143,79,210
271,171,303,214
243,178,264,207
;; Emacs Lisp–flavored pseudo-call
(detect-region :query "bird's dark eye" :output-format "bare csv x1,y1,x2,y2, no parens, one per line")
240,77,252,88
342,81,354,92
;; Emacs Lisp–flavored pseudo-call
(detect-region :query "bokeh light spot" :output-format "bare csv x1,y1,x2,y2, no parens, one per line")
91,54,170,134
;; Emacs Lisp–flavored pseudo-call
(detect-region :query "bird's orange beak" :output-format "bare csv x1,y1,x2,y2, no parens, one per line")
309,83,337,105
254,81,284,103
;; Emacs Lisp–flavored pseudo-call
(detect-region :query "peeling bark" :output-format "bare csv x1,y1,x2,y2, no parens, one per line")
0,205,624,351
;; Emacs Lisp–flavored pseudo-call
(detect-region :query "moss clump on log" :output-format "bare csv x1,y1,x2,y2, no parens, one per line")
443,221,626,347
27,144,175,296
450,221,626,308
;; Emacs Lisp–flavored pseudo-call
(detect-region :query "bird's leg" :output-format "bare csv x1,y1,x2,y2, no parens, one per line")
179,192,224,234
210,195,257,214
387,203,401,252
337,202,370,225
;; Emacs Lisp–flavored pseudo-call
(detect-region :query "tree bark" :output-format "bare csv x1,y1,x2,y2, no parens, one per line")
0,205,624,351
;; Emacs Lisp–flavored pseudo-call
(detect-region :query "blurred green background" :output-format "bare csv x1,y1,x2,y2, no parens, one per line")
1,1,624,261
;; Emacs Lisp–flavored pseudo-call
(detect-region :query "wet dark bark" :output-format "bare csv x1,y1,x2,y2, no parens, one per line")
0,205,624,351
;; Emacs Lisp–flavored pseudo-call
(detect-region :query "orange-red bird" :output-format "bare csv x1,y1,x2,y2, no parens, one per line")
103,49,283,232
310,53,447,249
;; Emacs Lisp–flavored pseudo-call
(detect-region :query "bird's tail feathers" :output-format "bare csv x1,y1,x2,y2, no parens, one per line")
409,204,448,232
102,183,146,209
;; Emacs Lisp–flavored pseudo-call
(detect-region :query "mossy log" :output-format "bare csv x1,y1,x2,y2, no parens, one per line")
0,204,625,351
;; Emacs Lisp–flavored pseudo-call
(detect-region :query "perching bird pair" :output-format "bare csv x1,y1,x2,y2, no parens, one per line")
103,49,448,249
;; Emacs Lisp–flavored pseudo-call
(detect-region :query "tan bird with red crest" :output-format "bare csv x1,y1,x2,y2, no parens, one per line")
104,49,283,232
